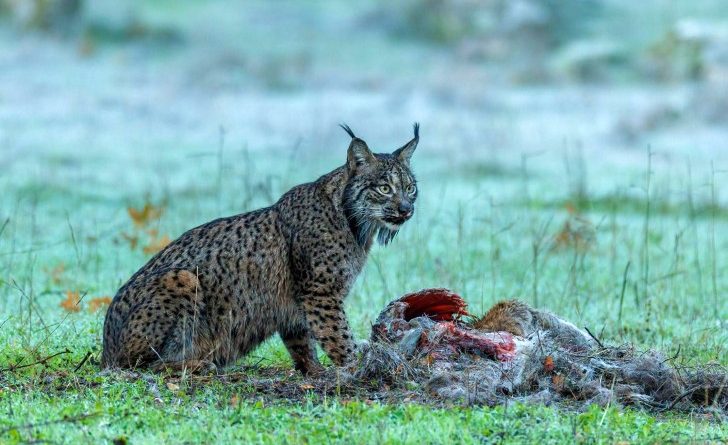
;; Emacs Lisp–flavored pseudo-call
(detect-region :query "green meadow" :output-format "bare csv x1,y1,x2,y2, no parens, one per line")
1,0,727,443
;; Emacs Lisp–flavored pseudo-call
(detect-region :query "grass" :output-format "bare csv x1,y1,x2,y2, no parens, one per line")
3,384,725,444
0,143,726,444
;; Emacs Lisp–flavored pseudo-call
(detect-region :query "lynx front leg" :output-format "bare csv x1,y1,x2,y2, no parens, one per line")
291,233,360,366
300,296,355,366
280,322,323,375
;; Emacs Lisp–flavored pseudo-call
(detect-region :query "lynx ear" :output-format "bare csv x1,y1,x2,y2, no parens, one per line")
341,124,376,171
347,139,376,170
393,122,419,165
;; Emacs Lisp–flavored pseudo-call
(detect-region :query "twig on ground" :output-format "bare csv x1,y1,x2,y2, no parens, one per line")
73,351,93,373
662,344,681,364
664,385,702,411
583,326,604,349
0,349,71,373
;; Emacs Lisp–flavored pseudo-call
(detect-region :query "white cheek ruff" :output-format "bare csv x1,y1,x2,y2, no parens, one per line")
382,221,401,231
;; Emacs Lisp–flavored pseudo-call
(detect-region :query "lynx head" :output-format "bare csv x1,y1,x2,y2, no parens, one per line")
341,123,419,246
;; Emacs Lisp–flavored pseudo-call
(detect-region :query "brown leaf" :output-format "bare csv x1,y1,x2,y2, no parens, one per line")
127,202,163,227
230,394,240,407
143,235,171,255
166,382,180,392
552,216,595,252
544,355,555,373
44,262,65,284
299,384,315,391
552,374,565,390
60,290,82,313
88,296,112,313
120,232,139,250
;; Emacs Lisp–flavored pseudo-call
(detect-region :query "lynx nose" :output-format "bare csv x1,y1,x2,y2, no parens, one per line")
398,201,414,218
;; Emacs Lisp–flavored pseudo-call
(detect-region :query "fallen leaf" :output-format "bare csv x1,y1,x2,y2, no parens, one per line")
120,232,139,250
553,221,573,249
127,202,163,227
143,235,171,255
544,355,555,373
230,394,240,407
299,384,315,391
88,296,112,313
45,262,65,284
552,374,565,390
166,382,180,392
552,208,595,252
60,290,82,313
565,202,577,215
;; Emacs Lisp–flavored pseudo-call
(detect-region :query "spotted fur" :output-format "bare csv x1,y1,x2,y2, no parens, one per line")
102,124,420,374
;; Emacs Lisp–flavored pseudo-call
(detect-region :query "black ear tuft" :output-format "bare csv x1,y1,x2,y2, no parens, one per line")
339,123,356,139
393,123,420,164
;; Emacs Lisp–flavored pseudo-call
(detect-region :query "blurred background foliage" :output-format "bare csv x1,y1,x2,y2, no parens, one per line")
2,0,727,84
3,0,727,123
2,0,727,93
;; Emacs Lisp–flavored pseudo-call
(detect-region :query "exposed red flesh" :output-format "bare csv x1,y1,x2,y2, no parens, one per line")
439,322,516,362
373,288,516,362
398,288,470,321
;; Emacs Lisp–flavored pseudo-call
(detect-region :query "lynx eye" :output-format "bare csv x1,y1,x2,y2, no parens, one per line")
377,185,392,195
406,184,416,195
